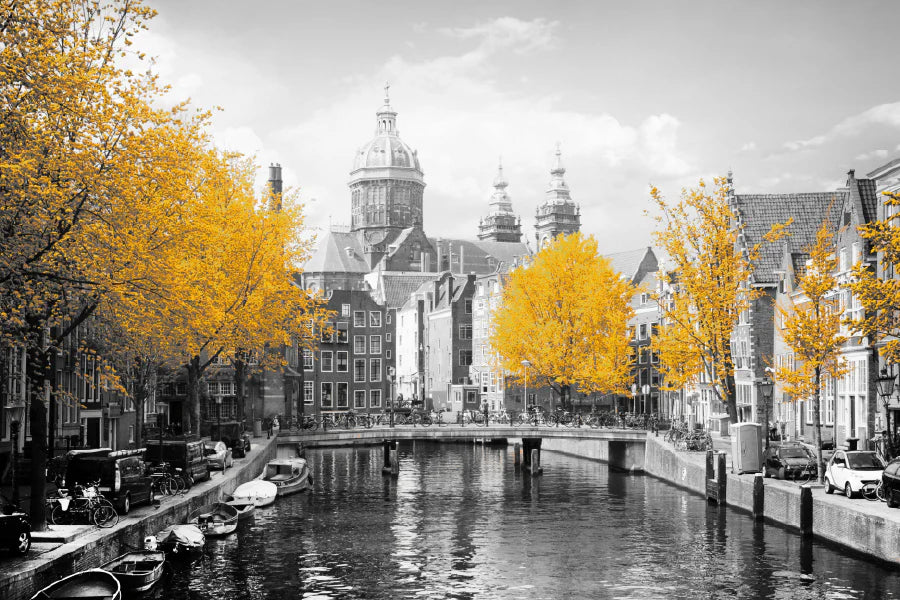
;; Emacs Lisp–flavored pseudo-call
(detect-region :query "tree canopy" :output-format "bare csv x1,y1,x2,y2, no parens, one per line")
489,232,634,410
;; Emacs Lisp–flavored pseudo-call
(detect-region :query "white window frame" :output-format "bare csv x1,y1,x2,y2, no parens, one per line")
304,381,314,405
369,311,382,328
370,358,382,382
354,390,366,409
336,351,349,373
342,304,351,317
336,382,349,408
370,335,382,355
321,351,333,372
354,359,366,383
321,382,333,408
354,311,366,327
369,389,382,408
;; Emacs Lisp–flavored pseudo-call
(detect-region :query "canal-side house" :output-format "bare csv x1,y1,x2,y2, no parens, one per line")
870,157,900,442
425,272,476,411
606,247,660,415
304,289,394,418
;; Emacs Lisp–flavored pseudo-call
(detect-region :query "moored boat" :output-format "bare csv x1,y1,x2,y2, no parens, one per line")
186,502,239,537
230,480,278,507
224,496,256,520
262,458,311,496
30,568,121,600
102,550,166,592
156,523,205,557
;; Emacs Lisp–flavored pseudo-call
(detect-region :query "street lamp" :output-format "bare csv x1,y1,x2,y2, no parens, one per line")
876,367,896,449
10,420,20,507
215,395,223,442
641,384,650,415
388,367,396,428
759,376,774,450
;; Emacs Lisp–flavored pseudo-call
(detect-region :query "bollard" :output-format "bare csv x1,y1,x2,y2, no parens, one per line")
752,473,765,521
800,485,813,537
514,443,521,467
382,440,395,475
716,451,727,506
389,447,400,476
530,448,542,476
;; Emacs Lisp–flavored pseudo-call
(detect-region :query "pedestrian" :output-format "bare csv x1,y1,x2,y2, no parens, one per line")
265,417,272,439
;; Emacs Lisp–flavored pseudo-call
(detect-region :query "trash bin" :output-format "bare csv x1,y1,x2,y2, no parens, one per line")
253,418,262,438
731,422,763,474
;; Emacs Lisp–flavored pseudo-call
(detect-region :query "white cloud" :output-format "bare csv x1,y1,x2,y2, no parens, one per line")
439,17,558,55
740,141,757,152
785,102,900,151
854,149,889,162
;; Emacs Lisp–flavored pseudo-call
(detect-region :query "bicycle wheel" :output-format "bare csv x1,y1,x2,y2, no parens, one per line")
93,502,119,528
50,503,74,525
421,415,432,427
876,482,887,502
171,473,187,494
862,484,879,501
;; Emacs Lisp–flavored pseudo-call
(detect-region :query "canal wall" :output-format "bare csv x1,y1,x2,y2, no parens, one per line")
543,434,900,566
0,436,277,600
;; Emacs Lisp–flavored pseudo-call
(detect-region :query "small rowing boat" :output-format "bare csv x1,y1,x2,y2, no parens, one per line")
30,568,121,600
186,502,239,537
262,458,311,497
230,480,278,507
156,524,205,558
223,496,256,520
102,550,166,592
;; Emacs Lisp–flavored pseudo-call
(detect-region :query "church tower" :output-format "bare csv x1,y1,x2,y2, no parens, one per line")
477,160,523,243
349,85,426,252
535,144,581,248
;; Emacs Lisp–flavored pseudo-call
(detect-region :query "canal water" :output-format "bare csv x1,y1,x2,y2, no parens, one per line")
149,442,898,599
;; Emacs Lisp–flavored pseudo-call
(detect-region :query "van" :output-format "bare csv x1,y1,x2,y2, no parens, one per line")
63,448,154,514
144,439,210,487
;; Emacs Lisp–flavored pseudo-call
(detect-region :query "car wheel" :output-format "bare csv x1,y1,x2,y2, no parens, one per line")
13,530,31,556
778,467,786,480
845,483,855,499
824,477,834,494
888,491,899,509
120,493,131,515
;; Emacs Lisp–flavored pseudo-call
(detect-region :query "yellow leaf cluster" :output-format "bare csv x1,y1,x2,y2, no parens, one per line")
489,233,635,407
650,177,757,420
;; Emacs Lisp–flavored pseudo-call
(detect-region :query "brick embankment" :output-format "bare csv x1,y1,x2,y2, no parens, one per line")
0,435,277,600
541,434,900,566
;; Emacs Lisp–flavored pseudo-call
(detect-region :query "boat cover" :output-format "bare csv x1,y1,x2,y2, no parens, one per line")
232,480,277,500
157,524,205,547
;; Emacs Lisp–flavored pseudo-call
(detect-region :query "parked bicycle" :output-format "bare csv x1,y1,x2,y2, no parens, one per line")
50,480,119,528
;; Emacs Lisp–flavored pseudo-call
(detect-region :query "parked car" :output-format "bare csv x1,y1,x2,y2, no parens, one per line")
764,443,817,480
824,450,885,498
144,439,210,487
204,441,233,470
882,457,900,508
230,433,251,458
0,502,31,556
64,448,154,514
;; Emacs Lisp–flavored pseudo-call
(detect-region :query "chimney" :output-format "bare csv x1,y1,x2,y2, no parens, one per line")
268,163,283,210
420,251,428,273
436,239,443,273
459,244,465,274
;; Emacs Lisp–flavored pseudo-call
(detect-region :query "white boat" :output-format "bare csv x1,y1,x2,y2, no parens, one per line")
187,502,239,537
156,524,205,558
231,480,278,507
262,458,311,497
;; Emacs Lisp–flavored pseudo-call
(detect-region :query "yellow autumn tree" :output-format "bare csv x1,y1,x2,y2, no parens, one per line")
650,177,779,423
775,222,849,484
489,232,634,410
849,190,900,454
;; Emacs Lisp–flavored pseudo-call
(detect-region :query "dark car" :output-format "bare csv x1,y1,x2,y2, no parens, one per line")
764,443,817,480
64,448,154,514
230,432,251,458
0,501,31,557
882,457,900,508
144,439,210,487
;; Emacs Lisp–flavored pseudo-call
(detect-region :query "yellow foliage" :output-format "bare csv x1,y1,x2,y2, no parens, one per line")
650,177,758,421
489,233,634,408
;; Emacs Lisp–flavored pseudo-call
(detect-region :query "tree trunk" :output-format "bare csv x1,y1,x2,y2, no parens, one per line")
723,373,738,426
26,340,50,531
234,358,246,432
187,356,201,436
561,384,571,412
813,367,825,485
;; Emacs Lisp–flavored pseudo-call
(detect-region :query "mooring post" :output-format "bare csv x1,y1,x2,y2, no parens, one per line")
389,445,399,476
752,473,764,521
716,451,727,505
514,443,521,466
799,485,813,537
530,448,542,476
382,440,398,475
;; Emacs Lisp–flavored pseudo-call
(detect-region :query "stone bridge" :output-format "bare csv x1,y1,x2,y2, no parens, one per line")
277,425,649,471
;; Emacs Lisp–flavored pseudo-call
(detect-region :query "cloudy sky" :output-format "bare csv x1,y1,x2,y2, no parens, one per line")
144,0,900,255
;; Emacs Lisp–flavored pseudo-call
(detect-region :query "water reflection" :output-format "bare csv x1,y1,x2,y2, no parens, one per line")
149,442,898,599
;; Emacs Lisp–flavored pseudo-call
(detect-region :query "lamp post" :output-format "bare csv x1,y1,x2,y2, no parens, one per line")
388,367,396,428
759,376,774,450
641,384,650,415
876,367,896,451
522,359,531,413
10,420,20,506
215,395,222,442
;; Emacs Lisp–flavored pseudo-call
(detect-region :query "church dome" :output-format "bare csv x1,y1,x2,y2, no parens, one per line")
350,86,424,184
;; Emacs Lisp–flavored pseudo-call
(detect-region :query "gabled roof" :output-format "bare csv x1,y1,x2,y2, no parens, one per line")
852,176,879,224
302,230,369,274
368,271,440,309
732,192,845,284
605,247,658,285
428,238,530,275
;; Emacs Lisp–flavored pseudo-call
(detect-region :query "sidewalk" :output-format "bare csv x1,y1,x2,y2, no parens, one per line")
0,435,277,600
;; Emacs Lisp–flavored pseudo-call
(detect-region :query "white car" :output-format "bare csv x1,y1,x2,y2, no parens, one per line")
204,441,234,470
824,450,884,498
